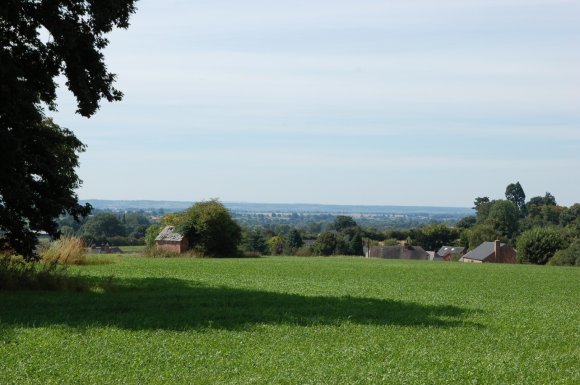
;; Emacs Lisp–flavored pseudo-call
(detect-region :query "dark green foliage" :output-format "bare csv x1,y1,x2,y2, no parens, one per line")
549,240,580,266
313,232,338,256
486,200,520,239
383,238,400,246
175,200,242,257
285,229,303,254
242,228,268,255
0,0,137,259
312,216,363,256
384,229,411,241
524,193,563,227
0,119,91,259
455,215,476,230
465,224,504,250
559,204,580,229
517,227,567,265
144,224,162,249
329,216,358,232
124,213,151,237
505,182,526,215
349,232,364,256
412,224,459,251
56,210,150,245
81,213,126,242
473,197,492,223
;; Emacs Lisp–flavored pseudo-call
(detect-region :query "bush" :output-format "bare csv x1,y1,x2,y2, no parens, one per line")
294,245,314,257
41,236,87,265
312,232,338,256
175,200,241,258
516,227,567,265
549,240,580,266
267,236,284,256
0,256,88,291
383,238,400,246
144,224,162,248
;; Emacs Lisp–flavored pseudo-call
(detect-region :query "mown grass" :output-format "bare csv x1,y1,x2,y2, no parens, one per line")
1,257,578,384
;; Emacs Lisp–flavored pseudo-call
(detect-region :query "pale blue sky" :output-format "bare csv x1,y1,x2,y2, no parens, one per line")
52,0,580,206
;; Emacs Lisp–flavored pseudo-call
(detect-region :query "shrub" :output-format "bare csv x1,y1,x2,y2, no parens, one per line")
294,245,314,257
516,227,567,265
549,240,580,266
0,256,87,291
267,236,284,256
466,224,504,250
144,224,162,248
383,238,400,246
41,236,87,265
175,200,241,258
312,232,338,256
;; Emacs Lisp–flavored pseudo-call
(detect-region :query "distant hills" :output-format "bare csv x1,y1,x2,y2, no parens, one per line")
80,199,474,216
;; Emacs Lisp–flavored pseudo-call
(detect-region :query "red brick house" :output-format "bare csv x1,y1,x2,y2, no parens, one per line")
155,226,189,253
461,240,517,263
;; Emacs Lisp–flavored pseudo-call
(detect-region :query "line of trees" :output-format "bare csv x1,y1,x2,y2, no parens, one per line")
48,183,579,266
57,211,151,246
460,182,579,265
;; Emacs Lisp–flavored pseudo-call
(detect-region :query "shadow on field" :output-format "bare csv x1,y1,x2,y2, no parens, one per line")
0,277,480,332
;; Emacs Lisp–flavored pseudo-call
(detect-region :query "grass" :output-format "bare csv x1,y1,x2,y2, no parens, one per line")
41,236,87,265
0,256,578,384
119,245,146,254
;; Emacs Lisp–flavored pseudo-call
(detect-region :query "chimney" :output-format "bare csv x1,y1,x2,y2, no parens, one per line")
494,240,501,262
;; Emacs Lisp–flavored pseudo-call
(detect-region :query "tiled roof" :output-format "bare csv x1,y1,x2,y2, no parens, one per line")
155,226,184,242
462,242,503,261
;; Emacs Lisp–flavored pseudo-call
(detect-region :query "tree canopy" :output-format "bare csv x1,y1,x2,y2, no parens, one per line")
175,200,242,257
0,0,137,259
505,182,526,215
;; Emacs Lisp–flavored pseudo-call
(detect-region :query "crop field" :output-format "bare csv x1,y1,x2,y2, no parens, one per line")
1,256,579,384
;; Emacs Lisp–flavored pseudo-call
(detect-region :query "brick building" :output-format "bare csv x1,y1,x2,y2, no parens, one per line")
155,226,189,253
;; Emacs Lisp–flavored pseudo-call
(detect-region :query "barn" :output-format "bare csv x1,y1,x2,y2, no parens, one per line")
155,226,189,253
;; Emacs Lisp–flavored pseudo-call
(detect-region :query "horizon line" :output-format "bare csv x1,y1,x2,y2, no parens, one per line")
79,198,474,210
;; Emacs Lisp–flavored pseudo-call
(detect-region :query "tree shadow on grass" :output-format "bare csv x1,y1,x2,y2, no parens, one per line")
0,277,482,332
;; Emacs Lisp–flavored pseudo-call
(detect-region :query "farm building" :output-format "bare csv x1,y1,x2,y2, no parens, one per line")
367,245,429,260
155,226,189,253
435,245,466,261
460,240,517,263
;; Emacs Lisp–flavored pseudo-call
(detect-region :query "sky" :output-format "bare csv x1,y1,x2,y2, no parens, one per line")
51,0,580,207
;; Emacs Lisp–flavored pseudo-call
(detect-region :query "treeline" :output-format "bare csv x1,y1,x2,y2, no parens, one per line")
54,182,579,265
56,210,151,246
234,182,579,265
238,215,366,257
458,182,579,265
232,211,460,232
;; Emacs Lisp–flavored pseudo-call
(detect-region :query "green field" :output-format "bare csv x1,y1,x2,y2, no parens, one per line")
1,256,579,384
